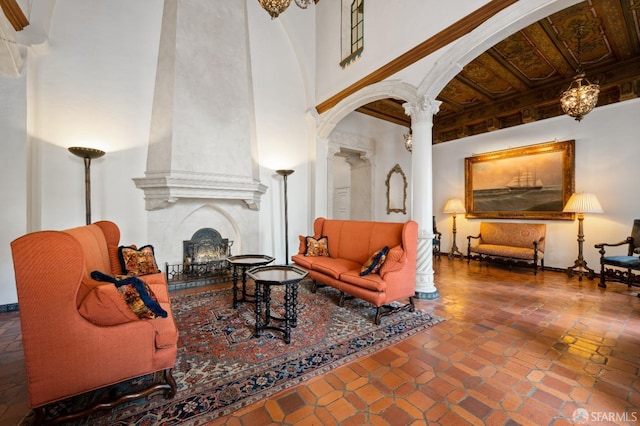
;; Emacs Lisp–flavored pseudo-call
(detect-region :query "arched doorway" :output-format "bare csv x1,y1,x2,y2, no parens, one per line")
331,147,372,220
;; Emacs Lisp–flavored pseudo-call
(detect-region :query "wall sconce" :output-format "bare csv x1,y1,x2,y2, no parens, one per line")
68,147,105,225
563,192,603,280
443,198,466,260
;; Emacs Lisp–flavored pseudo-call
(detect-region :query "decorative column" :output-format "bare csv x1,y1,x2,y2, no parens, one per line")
403,97,441,300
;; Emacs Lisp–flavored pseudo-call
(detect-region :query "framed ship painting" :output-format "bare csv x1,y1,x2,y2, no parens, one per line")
464,140,575,220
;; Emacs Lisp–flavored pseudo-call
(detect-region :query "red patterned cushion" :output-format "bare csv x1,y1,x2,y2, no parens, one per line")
305,236,330,257
360,246,389,276
116,281,165,319
118,245,160,276
90,271,167,319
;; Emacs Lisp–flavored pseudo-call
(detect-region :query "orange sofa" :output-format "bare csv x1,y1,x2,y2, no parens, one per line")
11,221,178,423
292,218,418,324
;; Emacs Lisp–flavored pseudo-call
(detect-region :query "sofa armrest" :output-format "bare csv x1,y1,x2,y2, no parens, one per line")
467,233,481,258
533,236,545,251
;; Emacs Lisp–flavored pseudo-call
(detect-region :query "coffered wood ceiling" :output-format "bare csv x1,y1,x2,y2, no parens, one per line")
356,0,640,144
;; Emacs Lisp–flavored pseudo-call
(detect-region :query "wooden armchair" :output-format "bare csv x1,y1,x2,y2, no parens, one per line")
11,221,178,423
594,219,640,294
433,216,442,260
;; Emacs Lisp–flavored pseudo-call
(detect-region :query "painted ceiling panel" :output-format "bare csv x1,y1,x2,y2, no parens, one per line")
355,0,640,143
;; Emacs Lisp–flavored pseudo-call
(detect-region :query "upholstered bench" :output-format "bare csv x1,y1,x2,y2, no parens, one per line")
466,222,546,275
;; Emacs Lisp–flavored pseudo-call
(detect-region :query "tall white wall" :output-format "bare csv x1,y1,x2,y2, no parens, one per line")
248,1,314,263
0,73,27,306
0,0,318,306
434,98,640,271
315,0,490,103
0,0,163,307
334,111,412,222
29,0,163,236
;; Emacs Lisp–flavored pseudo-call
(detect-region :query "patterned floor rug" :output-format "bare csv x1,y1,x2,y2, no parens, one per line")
25,280,444,425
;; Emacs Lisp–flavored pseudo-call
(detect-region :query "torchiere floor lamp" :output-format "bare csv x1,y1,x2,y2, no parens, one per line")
443,198,466,259
563,192,603,281
68,147,105,225
276,169,294,265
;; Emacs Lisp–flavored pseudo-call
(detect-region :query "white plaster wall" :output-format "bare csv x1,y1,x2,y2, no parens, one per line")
333,111,411,222
0,0,163,305
433,98,640,271
0,72,27,306
315,0,490,104
0,0,316,306
30,0,162,235
248,0,314,263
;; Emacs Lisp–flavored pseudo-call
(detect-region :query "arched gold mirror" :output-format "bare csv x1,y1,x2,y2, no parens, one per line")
385,164,407,214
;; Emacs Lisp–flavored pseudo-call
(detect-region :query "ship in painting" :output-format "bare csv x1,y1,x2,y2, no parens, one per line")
506,170,543,191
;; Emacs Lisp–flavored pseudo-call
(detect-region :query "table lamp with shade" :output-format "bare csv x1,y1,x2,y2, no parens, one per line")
563,192,603,281
443,198,466,259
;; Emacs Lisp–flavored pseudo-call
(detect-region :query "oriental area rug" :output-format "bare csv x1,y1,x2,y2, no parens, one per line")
23,280,444,425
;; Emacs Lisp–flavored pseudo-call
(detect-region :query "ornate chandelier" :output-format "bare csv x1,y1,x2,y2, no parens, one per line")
258,0,313,19
560,25,600,122
403,131,413,153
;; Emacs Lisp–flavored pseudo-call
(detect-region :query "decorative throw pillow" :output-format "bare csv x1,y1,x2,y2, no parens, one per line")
305,236,330,257
116,282,166,319
90,271,167,319
118,245,159,276
360,246,389,276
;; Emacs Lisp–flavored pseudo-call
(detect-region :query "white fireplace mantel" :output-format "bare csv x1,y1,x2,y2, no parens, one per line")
133,171,267,211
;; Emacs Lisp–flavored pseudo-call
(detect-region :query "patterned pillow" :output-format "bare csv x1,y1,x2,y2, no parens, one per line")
116,281,166,319
90,271,167,319
305,236,330,257
360,246,389,276
118,245,160,276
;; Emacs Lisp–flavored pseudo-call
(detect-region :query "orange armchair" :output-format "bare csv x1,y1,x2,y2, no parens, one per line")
11,221,178,423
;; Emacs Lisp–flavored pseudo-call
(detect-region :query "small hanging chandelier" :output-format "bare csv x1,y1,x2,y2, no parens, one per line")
560,25,600,122
258,0,313,19
403,131,413,153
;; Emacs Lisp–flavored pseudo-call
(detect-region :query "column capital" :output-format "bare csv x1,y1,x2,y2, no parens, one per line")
403,96,442,124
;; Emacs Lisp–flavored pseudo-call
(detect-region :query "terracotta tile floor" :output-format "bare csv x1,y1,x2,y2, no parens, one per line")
1,259,640,425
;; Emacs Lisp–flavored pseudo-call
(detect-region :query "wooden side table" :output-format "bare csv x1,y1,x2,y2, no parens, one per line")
246,265,308,344
228,254,274,308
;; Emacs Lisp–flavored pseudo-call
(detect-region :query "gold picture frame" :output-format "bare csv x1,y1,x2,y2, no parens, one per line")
385,164,407,214
464,140,575,220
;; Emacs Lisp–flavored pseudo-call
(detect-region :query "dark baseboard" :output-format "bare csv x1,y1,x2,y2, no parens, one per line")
0,303,19,313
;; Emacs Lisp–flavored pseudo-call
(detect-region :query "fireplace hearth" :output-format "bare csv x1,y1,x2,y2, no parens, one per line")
165,228,233,289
